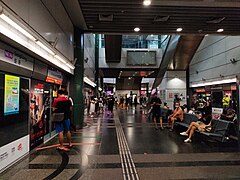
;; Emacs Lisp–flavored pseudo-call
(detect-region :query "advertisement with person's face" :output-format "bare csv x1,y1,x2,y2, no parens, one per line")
30,80,46,149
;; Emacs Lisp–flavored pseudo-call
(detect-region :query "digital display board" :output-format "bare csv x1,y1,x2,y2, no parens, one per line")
4,75,20,115
46,69,63,85
127,51,156,66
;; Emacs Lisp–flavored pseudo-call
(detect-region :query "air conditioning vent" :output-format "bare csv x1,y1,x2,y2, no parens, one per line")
153,15,170,22
99,14,113,21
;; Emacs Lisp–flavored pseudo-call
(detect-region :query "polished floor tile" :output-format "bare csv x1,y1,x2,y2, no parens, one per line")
1,106,240,180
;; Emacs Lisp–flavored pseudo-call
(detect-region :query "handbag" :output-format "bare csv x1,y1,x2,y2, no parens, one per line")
52,112,65,122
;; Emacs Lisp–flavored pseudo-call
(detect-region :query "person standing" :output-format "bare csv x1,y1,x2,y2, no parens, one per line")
53,90,72,151
107,95,115,116
222,95,230,110
150,93,163,130
134,96,138,108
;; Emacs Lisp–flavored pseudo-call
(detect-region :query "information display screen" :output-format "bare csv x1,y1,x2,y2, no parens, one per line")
4,75,20,115
127,51,156,66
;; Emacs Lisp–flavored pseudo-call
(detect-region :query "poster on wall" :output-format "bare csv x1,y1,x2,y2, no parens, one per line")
30,81,46,149
4,75,20,116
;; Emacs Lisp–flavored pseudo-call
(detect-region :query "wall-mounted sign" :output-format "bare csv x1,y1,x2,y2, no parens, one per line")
46,69,63,85
4,75,20,116
0,47,34,71
231,85,236,91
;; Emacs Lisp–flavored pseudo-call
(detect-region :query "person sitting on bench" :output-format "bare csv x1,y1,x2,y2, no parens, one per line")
180,120,211,143
168,102,183,131
220,108,235,121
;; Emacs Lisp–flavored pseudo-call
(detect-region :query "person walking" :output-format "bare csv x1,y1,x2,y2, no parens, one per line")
150,93,163,130
53,89,72,151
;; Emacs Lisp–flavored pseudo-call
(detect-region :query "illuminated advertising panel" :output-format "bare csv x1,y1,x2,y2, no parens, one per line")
4,75,20,115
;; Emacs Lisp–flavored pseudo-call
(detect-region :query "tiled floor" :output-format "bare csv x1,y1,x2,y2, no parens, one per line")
1,106,240,180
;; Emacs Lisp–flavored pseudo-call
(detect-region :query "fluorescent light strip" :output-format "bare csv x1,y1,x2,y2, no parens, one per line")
36,41,55,55
191,78,236,87
84,77,96,87
54,55,67,63
66,63,75,69
0,10,75,71
0,14,36,40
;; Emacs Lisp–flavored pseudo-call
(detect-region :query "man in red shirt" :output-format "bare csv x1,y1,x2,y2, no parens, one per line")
52,89,72,151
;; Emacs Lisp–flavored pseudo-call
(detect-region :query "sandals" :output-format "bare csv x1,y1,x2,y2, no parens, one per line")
56,146,70,151
68,144,73,148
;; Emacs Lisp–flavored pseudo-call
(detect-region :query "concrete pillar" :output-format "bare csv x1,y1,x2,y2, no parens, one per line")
73,27,84,128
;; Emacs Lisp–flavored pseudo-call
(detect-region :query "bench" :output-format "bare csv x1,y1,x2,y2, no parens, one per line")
160,107,173,123
175,113,198,128
175,115,237,142
200,119,235,142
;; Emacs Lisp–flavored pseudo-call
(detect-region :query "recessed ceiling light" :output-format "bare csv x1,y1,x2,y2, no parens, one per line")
134,27,140,32
217,28,224,32
176,28,183,32
143,0,151,6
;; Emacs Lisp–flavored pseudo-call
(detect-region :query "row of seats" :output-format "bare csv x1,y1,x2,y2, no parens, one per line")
175,113,237,142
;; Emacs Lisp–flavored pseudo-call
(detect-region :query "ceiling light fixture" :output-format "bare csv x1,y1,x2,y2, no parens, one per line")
143,0,151,6
84,77,96,87
191,78,236,87
134,27,140,32
217,28,224,33
176,28,183,32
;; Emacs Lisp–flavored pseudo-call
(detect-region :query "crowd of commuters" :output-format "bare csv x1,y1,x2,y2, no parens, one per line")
52,89,237,151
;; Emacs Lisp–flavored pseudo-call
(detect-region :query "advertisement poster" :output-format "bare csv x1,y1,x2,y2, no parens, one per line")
30,81,46,149
4,75,20,115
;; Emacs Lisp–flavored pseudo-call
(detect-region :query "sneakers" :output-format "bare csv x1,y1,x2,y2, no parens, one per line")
56,146,70,151
184,138,192,143
180,132,188,136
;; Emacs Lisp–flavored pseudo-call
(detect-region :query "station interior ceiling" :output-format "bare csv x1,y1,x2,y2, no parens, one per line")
49,1,240,90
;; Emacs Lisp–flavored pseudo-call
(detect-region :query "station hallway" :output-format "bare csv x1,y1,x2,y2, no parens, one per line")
1,106,240,180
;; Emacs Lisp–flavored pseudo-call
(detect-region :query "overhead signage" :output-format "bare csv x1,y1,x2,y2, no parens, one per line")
0,48,33,71
4,75,20,116
46,69,63,85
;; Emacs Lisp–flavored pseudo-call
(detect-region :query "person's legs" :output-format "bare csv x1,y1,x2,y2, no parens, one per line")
188,126,196,140
153,115,158,129
159,116,163,129
170,117,175,130
64,119,72,147
66,131,72,146
185,122,199,134
58,131,64,148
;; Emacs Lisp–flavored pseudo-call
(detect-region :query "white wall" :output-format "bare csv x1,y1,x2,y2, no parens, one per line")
84,34,95,81
99,48,162,69
2,0,74,60
189,36,240,86
159,71,186,109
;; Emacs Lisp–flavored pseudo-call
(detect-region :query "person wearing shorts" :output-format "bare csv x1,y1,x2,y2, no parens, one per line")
53,89,72,151
150,93,162,130
168,102,183,131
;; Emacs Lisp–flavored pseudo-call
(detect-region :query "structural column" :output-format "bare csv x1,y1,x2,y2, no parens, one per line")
95,34,99,96
73,27,84,128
